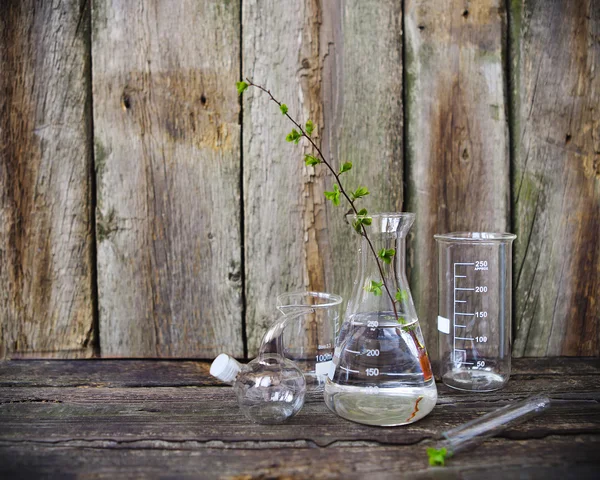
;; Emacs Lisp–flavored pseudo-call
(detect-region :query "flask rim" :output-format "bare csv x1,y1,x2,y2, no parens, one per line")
345,212,416,221
345,212,415,234
434,232,517,243
276,291,343,309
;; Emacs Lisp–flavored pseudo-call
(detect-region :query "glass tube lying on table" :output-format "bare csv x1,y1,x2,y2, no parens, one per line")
428,395,551,466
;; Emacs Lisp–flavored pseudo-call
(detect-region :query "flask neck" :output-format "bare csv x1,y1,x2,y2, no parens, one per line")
347,213,416,322
359,234,408,284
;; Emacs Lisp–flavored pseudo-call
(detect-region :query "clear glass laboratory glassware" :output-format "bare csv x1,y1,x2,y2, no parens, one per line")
435,232,517,392
427,395,551,466
210,311,307,424
276,291,343,391
324,213,437,426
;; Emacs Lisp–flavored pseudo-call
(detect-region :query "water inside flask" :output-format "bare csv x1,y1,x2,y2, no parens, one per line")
325,213,437,426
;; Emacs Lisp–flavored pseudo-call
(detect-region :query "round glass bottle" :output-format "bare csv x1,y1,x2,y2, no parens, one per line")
324,213,437,426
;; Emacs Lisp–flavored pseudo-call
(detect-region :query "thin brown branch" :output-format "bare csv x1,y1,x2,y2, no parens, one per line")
245,79,399,320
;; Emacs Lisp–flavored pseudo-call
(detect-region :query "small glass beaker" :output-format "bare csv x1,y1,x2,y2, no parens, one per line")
275,291,342,391
435,232,516,391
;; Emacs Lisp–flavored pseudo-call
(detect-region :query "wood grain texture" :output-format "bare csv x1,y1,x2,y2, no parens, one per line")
243,0,327,354
0,378,597,445
0,437,597,480
0,359,598,479
405,0,511,359
0,357,595,387
243,0,404,354
0,360,216,388
320,0,404,312
511,0,600,356
0,0,95,358
92,0,243,357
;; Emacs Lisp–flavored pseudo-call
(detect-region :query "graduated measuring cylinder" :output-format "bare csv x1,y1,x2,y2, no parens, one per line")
435,232,516,392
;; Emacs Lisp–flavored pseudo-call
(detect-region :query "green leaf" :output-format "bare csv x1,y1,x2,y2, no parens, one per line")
351,186,370,200
353,211,372,233
427,447,448,467
304,154,320,167
378,248,396,265
364,280,384,296
305,119,314,135
396,316,407,325
236,81,249,95
396,288,408,302
324,184,341,206
280,103,288,115
286,128,302,144
339,162,352,174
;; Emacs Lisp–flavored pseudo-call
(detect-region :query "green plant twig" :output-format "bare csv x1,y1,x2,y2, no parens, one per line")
240,79,400,320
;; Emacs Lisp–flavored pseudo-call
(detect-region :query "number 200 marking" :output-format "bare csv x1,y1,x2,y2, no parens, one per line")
366,349,380,357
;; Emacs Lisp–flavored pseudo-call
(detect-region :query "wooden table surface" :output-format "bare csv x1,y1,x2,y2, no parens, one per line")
0,358,598,479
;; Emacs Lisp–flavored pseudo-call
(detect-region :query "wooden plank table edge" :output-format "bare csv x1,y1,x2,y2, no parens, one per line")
0,358,598,479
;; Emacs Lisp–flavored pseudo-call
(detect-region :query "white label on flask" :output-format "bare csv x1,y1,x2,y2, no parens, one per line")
327,361,337,380
438,315,450,334
316,360,333,377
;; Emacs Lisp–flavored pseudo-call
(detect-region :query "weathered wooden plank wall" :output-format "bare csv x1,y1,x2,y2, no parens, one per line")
243,0,404,355
242,0,325,353
510,0,599,356
405,0,511,357
0,0,597,358
0,0,95,358
92,0,243,357
322,0,404,343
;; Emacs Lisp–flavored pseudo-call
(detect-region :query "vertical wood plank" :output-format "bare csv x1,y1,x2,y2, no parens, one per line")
93,0,243,357
511,0,600,356
243,0,404,354
0,0,95,358
321,0,404,313
243,0,324,354
405,0,510,359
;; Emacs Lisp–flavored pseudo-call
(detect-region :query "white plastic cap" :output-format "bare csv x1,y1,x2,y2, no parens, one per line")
210,354,242,384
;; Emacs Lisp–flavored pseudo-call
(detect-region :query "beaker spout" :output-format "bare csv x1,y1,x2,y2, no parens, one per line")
258,309,315,358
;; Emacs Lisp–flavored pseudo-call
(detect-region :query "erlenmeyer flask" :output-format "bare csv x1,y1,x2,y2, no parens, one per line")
324,213,437,426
